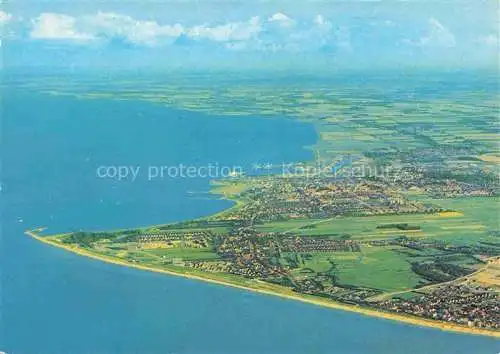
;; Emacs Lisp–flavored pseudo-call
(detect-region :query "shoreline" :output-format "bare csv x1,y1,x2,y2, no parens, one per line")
26,229,500,338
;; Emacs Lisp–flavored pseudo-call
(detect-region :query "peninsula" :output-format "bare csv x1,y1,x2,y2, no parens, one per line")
27,73,500,338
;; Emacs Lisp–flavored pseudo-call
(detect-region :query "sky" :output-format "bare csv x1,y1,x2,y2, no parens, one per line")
1,0,498,70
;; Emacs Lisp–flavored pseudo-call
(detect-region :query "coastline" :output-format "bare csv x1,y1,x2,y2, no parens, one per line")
26,229,500,338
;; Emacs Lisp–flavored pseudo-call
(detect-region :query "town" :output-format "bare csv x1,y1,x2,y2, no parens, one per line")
55,166,500,331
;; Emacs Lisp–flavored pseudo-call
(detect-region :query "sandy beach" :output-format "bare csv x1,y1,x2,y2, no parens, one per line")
26,229,500,338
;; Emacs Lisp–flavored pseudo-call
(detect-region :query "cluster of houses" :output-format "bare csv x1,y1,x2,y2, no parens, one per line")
378,285,499,329
134,231,211,248
423,180,495,198
225,177,432,222
187,260,232,273
281,236,360,253
391,161,497,199
136,231,212,243
321,285,381,303
216,229,284,279
364,143,499,199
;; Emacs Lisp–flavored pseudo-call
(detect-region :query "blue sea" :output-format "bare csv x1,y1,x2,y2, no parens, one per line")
1,89,499,354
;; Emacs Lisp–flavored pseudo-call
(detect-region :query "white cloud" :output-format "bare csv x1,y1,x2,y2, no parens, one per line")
26,11,345,53
30,12,183,45
0,10,12,26
29,12,263,45
82,12,183,46
268,12,295,27
187,16,261,42
405,17,456,48
30,13,93,41
425,18,455,47
236,14,343,54
314,15,325,26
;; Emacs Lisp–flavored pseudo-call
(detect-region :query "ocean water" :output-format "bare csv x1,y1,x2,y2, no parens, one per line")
1,90,498,354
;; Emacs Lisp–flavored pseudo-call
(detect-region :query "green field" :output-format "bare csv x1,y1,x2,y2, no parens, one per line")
333,246,425,291
146,247,220,261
